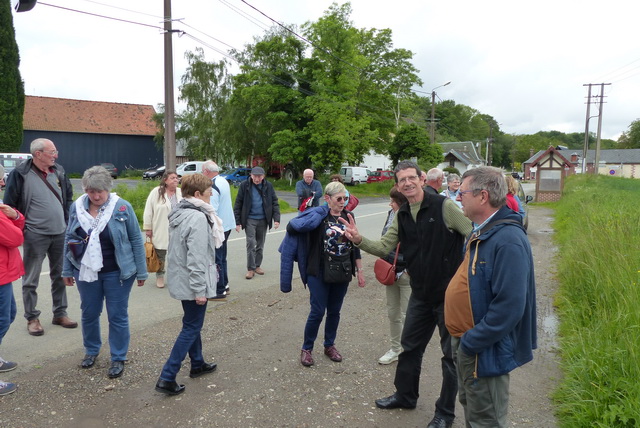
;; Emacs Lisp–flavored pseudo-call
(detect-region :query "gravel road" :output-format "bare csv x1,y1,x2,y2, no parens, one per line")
0,205,560,428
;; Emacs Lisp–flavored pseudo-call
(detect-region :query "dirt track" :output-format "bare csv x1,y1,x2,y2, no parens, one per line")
0,205,560,428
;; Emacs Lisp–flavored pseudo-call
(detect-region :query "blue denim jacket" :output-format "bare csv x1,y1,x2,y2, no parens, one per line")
62,196,148,281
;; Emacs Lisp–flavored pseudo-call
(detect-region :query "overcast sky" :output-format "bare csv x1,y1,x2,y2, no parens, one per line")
12,0,640,140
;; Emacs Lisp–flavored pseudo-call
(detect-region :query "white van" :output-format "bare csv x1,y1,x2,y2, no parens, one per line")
0,153,32,182
340,166,370,185
176,161,205,178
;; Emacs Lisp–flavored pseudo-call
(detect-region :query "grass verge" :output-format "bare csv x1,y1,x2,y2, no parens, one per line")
553,174,640,427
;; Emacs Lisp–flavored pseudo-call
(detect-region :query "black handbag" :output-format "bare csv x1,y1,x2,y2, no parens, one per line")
323,251,352,284
67,226,91,263
68,235,89,262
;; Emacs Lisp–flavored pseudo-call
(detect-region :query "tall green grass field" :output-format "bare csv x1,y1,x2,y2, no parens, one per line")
553,174,640,427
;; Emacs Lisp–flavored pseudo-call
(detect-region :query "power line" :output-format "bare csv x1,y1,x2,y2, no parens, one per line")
76,0,164,19
38,2,165,30
240,0,365,73
217,0,271,32
593,56,640,82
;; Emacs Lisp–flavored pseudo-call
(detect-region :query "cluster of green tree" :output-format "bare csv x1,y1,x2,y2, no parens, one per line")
0,0,25,153
164,2,629,174
5,1,639,171
618,119,640,149
156,3,503,173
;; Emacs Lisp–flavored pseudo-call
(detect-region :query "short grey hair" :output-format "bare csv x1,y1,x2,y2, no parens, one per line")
426,168,444,182
324,181,346,196
461,167,507,208
82,166,113,192
202,160,220,173
447,173,460,183
30,138,51,154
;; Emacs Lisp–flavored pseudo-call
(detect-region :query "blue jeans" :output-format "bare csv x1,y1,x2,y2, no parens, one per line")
216,230,231,295
302,274,349,350
160,300,208,382
0,283,17,346
75,270,134,361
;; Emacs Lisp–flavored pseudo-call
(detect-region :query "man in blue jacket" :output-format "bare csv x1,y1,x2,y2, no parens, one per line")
295,169,322,211
444,166,537,427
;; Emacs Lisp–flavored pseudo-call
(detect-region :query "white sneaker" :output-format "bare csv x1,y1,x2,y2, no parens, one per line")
378,349,401,365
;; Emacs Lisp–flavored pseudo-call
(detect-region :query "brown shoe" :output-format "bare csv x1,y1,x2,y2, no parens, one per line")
245,270,255,279
324,345,343,362
52,316,78,329
27,319,44,336
254,267,265,275
300,349,314,367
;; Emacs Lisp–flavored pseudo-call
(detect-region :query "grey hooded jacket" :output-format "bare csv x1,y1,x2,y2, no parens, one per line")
166,200,216,300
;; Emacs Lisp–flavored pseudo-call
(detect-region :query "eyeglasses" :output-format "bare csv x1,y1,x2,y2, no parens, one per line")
397,175,420,184
40,150,58,155
332,196,347,202
458,188,483,196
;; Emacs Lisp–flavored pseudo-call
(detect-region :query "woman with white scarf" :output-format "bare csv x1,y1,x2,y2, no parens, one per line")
155,173,223,395
62,166,147,379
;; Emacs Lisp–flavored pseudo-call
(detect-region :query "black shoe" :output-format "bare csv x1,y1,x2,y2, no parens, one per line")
155,379,185,395
427,416,453,428
189,362,217,378
207,294,227,301
107,361,124,378
375,394,416,410
81,355,97,369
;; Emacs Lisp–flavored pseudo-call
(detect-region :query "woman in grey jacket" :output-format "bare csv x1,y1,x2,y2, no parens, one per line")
155,174,222,395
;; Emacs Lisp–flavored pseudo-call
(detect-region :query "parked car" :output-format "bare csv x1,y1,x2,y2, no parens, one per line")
176,161,206,178
340,166,370,185
367,170,394,183
221,167,251,186
143,165,165,180
516,181,533,230
511,172,522,180
100,163,118,179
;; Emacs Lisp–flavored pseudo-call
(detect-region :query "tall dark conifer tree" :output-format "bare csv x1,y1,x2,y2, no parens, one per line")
0,0,26,152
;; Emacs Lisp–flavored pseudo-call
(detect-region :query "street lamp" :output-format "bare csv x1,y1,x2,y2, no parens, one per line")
430,81,451,144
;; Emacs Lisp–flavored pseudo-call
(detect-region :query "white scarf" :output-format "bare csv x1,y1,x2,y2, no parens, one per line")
183,197,225,249
75,193,119,282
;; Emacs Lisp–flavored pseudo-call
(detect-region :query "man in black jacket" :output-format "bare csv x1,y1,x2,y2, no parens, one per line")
233,167,280,279
341,160,472,428
3,138,77,336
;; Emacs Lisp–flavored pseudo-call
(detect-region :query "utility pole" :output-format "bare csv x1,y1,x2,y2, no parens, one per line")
487,122,494,166
594,83,609,173
429,81,450,144
581,84,592,173
430,90,437,144
582,83,611,174
163,0,177,171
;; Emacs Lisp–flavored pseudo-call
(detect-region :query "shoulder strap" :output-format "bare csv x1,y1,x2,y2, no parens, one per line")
211,176,221,195
31,163,63,205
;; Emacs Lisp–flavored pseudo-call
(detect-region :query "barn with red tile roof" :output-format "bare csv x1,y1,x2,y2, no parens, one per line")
21,96,163,175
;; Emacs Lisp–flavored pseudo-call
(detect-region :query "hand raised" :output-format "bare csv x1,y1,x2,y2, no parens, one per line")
338,213,362,244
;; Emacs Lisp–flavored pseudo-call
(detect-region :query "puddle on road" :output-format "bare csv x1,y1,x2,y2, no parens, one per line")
540,312,559,350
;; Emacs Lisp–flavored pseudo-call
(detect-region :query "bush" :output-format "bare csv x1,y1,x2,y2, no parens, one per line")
113,181,157,226
553,174,640,427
